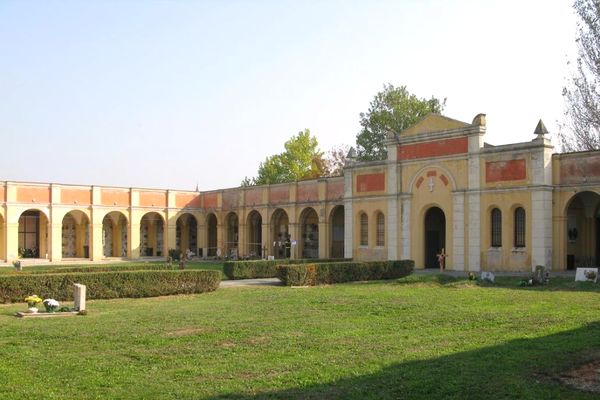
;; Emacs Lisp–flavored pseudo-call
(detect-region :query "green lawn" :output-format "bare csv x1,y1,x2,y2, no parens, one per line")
0,275,598,399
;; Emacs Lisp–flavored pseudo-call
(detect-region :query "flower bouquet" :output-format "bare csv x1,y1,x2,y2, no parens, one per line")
24,295,42,313
43,298,60,313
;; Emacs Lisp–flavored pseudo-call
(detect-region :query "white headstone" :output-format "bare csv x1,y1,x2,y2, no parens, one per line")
481,271,495,282
575,268,598,283
267,255,275,261
74,283,86,311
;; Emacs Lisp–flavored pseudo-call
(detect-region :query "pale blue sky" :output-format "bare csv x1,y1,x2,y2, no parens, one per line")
0,0,577,191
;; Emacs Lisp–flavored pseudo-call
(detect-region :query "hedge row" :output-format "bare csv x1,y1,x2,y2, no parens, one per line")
0,270,220,303
277,260,414,286
223,258,351,280
28,263,173,274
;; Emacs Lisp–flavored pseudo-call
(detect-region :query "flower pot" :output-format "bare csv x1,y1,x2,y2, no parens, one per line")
27,307,38,313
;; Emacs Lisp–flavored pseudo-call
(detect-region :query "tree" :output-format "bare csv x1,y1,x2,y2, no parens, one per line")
322,144,350,177
355,84,445,161
559,0,600,152
250,129,324,185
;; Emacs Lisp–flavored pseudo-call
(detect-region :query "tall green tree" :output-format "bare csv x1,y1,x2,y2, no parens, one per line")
250,129,324,185
356,84,445,161
559,0,600,152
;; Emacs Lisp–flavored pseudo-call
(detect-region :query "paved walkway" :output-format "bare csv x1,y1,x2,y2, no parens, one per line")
219,278,282,288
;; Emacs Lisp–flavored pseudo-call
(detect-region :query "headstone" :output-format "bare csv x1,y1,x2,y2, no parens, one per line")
74,283,86,311
533,265,547,285
267,255,275,261
575,267,598,283
481,271,495,282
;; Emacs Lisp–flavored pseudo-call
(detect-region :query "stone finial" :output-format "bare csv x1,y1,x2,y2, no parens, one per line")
472,113,486,126
534,119,548,136
345,147,357,166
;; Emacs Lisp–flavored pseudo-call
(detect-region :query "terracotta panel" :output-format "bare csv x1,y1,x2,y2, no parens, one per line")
204,193,218,209
269,187,289,204
560,154,600,184
175,193,202,208
416,176,424,188
398,136,468,160
357,173,385,193
427,170,437,177
297,183,318,202
222,191,239,210
101,189,130,206
245,188,262,205
440,174,449,186
486,159,527,183
326,180,344,201
61,188,91,205
139,192,167,208
17,187,51,204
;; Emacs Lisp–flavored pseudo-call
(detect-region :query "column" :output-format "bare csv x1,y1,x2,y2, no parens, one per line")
401,196,411,259
452,192,465,271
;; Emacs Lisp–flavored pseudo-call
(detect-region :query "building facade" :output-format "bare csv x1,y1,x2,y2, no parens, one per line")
2,113,599,271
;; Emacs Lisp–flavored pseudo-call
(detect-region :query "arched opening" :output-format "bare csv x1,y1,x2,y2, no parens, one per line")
300,207,319,259
140,212,164,257
424,207,446,268
329,206,344,258
247,210,262,258
271,208,289,259
225,212,239,258
176,213,198,256
565,191,600,269
102,212,128,257
206,213,218,257
62,211,90,258
18,209,48,258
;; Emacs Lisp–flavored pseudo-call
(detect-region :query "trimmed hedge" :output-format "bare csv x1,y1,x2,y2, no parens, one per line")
0,263,169,275
277,260,414,286
0,270,220,303
223,258,351,280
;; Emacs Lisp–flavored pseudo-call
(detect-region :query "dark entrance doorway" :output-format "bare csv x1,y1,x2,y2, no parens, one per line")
424,207,446,268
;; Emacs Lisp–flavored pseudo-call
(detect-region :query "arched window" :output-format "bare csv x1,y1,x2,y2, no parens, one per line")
491,208,502,247
514,207,526,247
360,213,368,246
376,212,385,246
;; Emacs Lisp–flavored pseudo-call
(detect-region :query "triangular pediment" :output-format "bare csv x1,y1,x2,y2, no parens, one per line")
400,114,470,137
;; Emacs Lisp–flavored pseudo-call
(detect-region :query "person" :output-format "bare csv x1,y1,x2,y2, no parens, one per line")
437,248,447,271
185,248,194,259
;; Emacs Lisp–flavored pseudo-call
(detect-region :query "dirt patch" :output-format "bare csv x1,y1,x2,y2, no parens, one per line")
557,359,600,393
166,327,213,337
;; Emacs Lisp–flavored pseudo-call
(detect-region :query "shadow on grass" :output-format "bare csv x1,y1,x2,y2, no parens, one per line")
212,322,600,400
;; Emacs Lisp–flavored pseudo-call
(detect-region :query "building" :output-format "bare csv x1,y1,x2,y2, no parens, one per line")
1,113,599,271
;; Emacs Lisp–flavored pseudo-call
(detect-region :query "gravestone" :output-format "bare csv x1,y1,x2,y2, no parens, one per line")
575,267,598,283
481,271,495,282
74,283,86,311
533,265,547,285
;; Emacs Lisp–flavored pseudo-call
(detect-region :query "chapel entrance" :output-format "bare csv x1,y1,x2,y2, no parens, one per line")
424,207,445,268
565,191,600,269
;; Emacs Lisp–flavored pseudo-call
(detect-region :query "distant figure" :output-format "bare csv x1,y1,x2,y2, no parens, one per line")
185,248,194,259
437,248,447,271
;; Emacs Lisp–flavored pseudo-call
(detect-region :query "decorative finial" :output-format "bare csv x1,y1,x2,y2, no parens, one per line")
472,113,486,126
345,147,357,166
195,183,199,192
534,119,548,136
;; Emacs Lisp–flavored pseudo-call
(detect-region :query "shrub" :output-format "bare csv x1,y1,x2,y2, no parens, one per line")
26,263,174,275
168,249,182,261
223,258,351,280
0,270,220,303
277,260,414,286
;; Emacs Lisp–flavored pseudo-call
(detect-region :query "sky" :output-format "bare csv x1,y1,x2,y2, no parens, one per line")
0,0,578,191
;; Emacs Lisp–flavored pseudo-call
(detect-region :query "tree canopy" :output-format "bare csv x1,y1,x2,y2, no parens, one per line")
243,129,324,186
559,0,600,152
355,84,445,161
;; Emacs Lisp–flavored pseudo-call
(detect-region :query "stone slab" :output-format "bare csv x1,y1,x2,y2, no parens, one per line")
575,268,598,283
15,311,79,318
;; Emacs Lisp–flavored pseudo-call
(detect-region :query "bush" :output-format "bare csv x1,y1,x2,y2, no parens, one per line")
0,270,220,303
223,258,351,280
25,263,174,275
168,249,182,261
277,260,414,286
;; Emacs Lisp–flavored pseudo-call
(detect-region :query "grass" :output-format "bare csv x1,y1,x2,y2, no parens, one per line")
0,275,598,399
